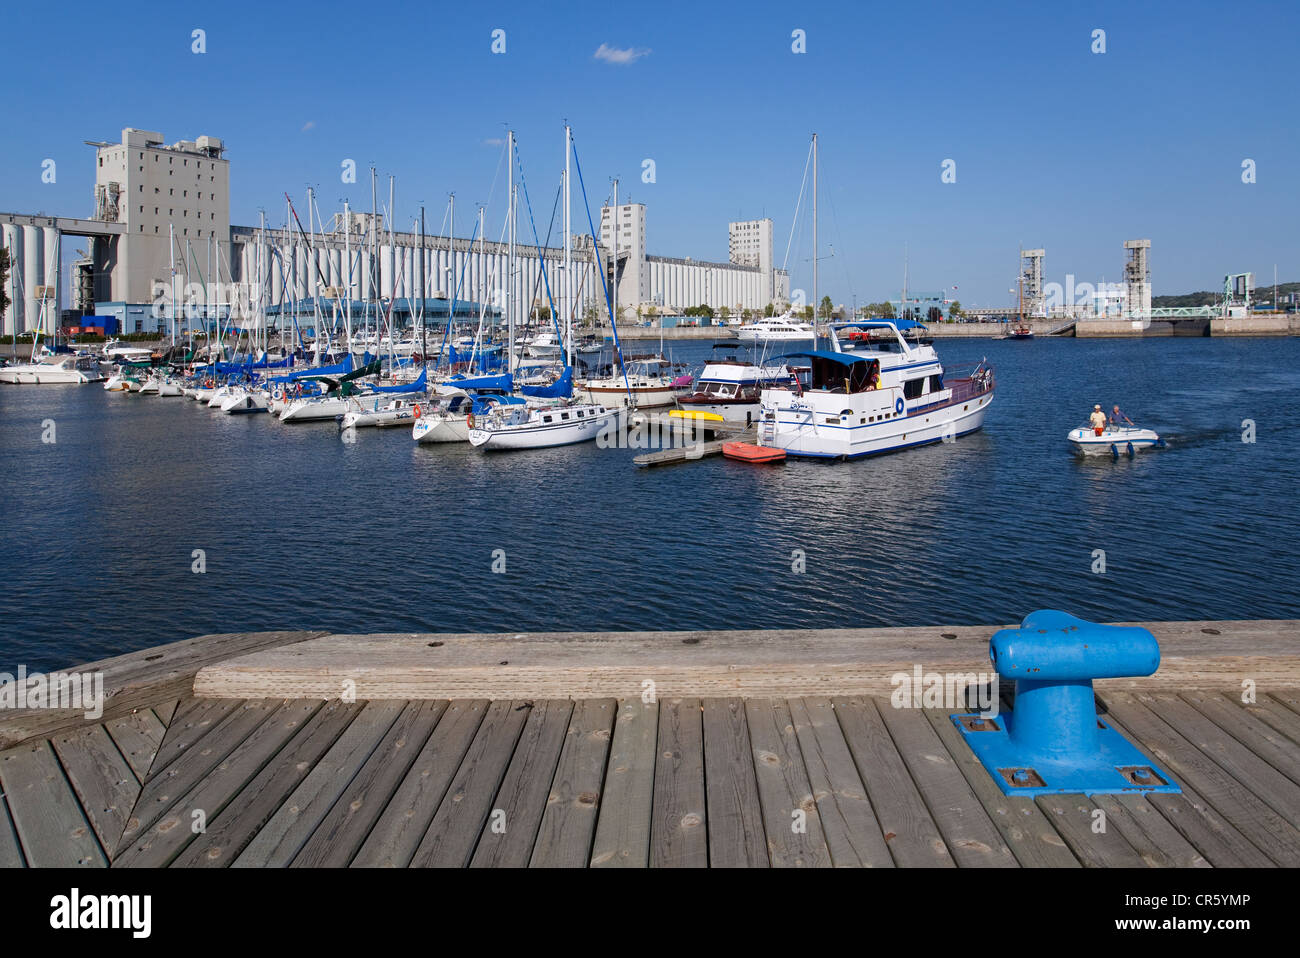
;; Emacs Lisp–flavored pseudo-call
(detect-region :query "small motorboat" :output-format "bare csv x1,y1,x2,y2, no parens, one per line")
722,441,786,464
668,409,724,423
1068,424,1164,458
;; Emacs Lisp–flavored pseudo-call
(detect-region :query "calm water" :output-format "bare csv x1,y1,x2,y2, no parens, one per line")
2,337,1298,670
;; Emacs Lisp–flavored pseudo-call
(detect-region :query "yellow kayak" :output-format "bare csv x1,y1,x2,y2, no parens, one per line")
669,409,724,422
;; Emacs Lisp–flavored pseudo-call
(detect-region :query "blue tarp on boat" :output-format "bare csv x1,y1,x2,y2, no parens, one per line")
370,368,427,394
518,366,573,399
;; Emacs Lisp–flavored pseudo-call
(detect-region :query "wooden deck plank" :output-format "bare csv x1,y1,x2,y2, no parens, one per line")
788,699,894,867
1244,693,1300,746
0,794,23,867
470,700,573,868
104,709,167,784
153,700,179,727
1181,691,1300,788
115,700,325,868
0,630,326,750
1091,794,1210,868
0,740,106,867
700,698,768,868
291,701,446,868
832,697,954,867
232,701,405,867
123,699,280,843
194,620,1300,700
744,698,830,867
1144,692,1300,820
590,700,658,868
170,700,363,867
147,697,243,779
351,700,488,868
650,698,707,868
1101,693,1300,865
923,709,1079,868
1034,795,1150,867
50,724,138,858
410,700,532,868
1143,791,1275,868
529,699,616,868
878,706,1017,868
1269,689,1300,720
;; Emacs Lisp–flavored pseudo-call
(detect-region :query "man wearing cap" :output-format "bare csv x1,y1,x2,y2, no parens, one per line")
1089,403,1107,435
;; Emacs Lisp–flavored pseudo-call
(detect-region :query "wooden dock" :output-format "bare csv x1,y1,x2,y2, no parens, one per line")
1,622,1297,868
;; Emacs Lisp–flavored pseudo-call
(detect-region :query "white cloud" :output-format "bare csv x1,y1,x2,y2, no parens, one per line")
594,43,651,65
301,121,315,132
482,137,505,147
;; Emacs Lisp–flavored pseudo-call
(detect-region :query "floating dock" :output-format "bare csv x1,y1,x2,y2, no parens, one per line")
1,621,1297,867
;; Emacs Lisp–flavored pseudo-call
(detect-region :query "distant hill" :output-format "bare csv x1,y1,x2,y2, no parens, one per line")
1154,281,1298,308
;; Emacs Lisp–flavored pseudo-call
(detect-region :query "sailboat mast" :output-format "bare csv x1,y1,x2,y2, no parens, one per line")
168,223,176,345
564,123,572,369
612,177,619,358
507,129,515,376
812,132,818,327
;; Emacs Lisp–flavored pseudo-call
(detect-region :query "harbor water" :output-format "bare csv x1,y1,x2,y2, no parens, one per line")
2,337,1297,671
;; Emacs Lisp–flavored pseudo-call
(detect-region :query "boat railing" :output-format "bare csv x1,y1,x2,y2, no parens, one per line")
944,360,995,402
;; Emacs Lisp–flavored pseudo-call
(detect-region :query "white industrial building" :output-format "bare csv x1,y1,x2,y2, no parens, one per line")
1,127,790,335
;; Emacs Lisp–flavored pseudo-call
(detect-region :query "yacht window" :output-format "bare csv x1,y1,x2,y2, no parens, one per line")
576,409,584,418
561,412,571,421
903,378,925,400
543,415,553,423
929,374,943,392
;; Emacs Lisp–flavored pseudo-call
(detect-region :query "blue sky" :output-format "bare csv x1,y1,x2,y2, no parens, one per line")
2,0,1296,307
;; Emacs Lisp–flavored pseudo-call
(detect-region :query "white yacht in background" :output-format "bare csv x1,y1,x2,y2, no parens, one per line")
220,387,269,414
0,353,105,385
733,314,817,345
468,401,617,450
756,320,995,460
102,340,155,365
411,393,526,443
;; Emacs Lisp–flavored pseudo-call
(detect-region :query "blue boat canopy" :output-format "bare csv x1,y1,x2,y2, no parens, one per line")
834,319,927,331
775,349,877,366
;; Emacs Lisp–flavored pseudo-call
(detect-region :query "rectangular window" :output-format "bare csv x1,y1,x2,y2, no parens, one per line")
903,378,925,400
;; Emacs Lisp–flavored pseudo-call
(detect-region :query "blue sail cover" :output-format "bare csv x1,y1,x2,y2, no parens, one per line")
271,353,355,382
370,368,427,394
519,366,573,399
441,372,513,393
252,353,295,369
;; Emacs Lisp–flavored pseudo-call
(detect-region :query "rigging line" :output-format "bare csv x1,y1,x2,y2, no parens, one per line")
514,147,563,344
570,134,631,403
435,215,480,374
780,139,814,274
819,164,856,306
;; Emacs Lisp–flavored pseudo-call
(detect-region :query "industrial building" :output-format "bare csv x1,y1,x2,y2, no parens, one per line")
1,128,790,336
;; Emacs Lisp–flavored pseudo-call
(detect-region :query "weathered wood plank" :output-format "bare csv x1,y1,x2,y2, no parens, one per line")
1101,693,1300,865
351,700,488,868
1244,693,1300,746
153,700,179,727
878,706,1017,868
233,701,404,867
193,620,1300,700
470,700,573,868
104,709,167,784
833,697,953,867
171,700,362,867
650,698,707,868
50,724,138,858
590,699,658,868
115,700,325,868
789,698,894,868
290,701,446,868
410,700,531,868
529,699,615,868
700,698,767,868
745,698,830,867
1142,692,1300,820
923,709,1079,868
1091,794,1210,868
0,740,106,867
1034,795,1150,867
146,697,243,779
0,794,23,867
1180,691,1300,788
122,699,280,844
1144,791,1274,868
0,630,327,749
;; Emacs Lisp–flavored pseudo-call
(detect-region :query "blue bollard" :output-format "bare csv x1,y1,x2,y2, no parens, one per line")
952,609,1180,796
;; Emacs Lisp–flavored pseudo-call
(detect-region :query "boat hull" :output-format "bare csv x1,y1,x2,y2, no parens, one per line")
468,408,617,450
280,397,351,422
1068,427,1162,456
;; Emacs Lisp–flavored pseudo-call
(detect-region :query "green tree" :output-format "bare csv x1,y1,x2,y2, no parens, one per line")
863,300,896,319
763,302,775,317
801,304,814,320
948,300,963,320
536,305,551,322
818,295,833,320
719,305,731,320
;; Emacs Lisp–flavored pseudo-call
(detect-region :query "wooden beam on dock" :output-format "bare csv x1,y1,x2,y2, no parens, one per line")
191,620,1300,702
0,630,327,750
